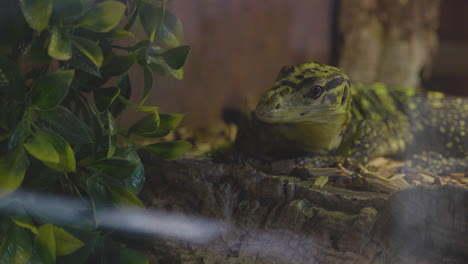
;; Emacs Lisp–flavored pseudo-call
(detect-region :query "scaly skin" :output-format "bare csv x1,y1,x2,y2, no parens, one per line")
240,62,467,174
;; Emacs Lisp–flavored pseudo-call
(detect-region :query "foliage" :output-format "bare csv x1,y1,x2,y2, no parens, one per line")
0,0,191,263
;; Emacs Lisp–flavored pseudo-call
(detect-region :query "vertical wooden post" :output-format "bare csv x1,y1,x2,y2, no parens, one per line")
338,0,441,88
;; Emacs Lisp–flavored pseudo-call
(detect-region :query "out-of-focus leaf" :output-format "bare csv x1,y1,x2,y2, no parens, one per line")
113,148,144,194
35,224,55,264
109,29,134,40
142,141,192,160
147,55,182,79
24,128,60,164
40,130,76,172
7,122,27,152
75,1,126,32
52,226,84,256
20,0,53,32
127,40,150,53
0,221,32,264
146,46,189,80
161,45,190,70
48,27,72,61
0,56,26,100
100,53,136,78
143,113,184,138
24,36,50,65
0,1,32,57
38,106,94,144
127,112,160,137
30,70,75,110
139,2,163,42
117,243,149,264
71,36,103,67
105,111,117,158
86,172,111,223
93,87,120,112
12,211,38,235
104,182,144,208
109,74,131,117
90,157,137,179
157,9,183,47
140,65,153,105
69,48,101,77
0,148,28,197
53,0,83,18
56,230,100,264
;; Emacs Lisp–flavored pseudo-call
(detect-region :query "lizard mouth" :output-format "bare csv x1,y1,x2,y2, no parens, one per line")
256,107,339,123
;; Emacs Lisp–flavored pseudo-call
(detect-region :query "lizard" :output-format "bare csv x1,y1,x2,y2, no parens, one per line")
234,62,468,175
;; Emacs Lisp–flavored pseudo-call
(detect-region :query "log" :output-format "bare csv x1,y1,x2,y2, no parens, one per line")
338,0,440,88
141,156,467,263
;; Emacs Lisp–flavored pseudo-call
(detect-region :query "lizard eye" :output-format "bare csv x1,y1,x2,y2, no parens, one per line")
304,85,323,99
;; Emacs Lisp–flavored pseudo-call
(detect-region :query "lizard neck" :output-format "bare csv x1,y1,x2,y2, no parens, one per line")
276,112,351,154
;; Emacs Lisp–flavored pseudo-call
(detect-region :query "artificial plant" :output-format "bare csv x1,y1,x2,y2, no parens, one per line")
0,0,191,263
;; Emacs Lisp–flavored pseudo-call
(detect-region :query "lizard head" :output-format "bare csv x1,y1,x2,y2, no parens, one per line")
256,62,352,123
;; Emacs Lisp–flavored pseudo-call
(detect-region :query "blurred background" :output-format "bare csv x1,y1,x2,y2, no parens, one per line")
122,0,468,135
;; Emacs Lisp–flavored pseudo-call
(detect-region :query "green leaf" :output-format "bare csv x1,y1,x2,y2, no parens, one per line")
24,36,51,65
35,224,56,264
100,53,137,78
20,0,53,32
38,106,94,144
24,128,60,164
8,122,27,152
90,157,138,180
128,112,160,137
143,141,192,160
145,113,184,138
48,27,72,61
105,111,117,158
161,45,191,70
12,212,38,235
0,56,26,100
118,245,148,264
55,230,100,264
0,1,31,57
109,74,131,117
30,70,75,110
113,148,144,194
52,226,84,256
75,1,126,32
139,2,164,42
69,47,101,77
93,87,120,112
157,9,183,47
0,102,24,141
140,65,153,105
39,130,76,172
86,173,111,222
53,0,83,18
0,148,28,197
71,36,103,67
91,157,137,170
0,222,32,264
109,29,134,40
104,183,144,208
146,47,188,80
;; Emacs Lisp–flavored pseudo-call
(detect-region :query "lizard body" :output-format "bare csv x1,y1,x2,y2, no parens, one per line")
236,62,467,174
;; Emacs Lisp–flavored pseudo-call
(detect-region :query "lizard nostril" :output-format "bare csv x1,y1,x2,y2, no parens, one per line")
275,103,281,110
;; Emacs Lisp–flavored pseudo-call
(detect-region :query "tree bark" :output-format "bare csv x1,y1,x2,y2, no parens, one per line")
141,157,467,264
338,0,440,88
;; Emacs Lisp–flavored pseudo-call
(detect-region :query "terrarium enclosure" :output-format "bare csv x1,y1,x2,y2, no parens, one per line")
0,0,467,264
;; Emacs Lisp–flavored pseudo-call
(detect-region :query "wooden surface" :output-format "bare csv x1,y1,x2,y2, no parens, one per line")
141,156,468,264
